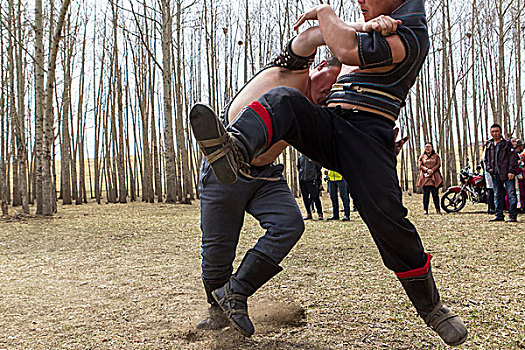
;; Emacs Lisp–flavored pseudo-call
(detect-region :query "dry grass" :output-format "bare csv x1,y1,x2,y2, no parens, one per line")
0,194,523,349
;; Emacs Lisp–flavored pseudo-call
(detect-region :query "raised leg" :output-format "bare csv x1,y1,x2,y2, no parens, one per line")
332,110,467,346
190,87,339,185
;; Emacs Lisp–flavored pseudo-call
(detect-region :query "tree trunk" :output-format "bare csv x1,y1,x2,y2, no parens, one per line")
60,18,73,205
145,32,155,202
7,0,21,208
175,1,192,203
110,0,128,203
93,20,106,204
34,0,45,214
161,0,178,203
515,0,523,139
14,0,28,213
0,32,8,216
42,0,72,215
76,25,88,204
151,71,162,202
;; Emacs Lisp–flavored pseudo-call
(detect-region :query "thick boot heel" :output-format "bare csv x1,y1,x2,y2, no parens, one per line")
190,103,238,185
196,304,230,330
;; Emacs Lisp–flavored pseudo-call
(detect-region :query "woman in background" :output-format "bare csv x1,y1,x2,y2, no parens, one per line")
417,143,443,214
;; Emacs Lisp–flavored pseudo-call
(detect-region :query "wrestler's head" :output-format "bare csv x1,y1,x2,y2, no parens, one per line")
308,57,342,105
357,0,404,21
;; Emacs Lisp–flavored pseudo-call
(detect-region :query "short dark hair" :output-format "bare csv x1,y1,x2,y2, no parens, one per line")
326,56,341,68
490,123,502,131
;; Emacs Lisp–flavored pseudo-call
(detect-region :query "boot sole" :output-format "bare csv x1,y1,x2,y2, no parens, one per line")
211,289,253,338
190,103,237,185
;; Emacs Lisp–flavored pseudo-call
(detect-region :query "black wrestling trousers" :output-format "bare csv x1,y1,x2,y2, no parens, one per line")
229,86,428,274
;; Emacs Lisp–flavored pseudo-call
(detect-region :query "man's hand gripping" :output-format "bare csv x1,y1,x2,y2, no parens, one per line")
362,15,402,36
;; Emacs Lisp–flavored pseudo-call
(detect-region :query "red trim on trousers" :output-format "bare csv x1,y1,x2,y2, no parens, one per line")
395,253,432,279
248,101,273,147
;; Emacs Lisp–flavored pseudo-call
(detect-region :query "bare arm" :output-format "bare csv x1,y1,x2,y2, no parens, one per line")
291,26,325,57
394,127,408,156
290,23,370,57
295,5,406,66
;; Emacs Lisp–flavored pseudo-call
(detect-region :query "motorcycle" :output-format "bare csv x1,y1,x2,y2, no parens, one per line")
440,164,488,213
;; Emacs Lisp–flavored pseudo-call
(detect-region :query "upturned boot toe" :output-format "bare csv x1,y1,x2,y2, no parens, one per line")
190,102,273,185
426,303,468,346
190,103,239,185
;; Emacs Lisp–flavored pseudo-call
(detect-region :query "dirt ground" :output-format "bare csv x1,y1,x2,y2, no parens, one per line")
0,194,523,349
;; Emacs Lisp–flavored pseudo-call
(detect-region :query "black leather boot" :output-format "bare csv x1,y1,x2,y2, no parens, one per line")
227,105,271,163
212,249,283,337
190,103,270,185
196,279,230,330
399,270,468,346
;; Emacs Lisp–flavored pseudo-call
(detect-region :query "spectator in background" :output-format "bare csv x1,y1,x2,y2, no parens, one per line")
324,170,350,221
298,154,323,220
417,143,443,214
514,140,525,213
508,137,523,213
484,124,518,222
311,169,324,214
481,148,495,214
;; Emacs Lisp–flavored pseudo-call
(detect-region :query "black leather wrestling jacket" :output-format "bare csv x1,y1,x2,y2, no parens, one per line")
326,0,429,119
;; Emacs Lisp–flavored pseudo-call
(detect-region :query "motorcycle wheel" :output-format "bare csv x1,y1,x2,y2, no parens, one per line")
440,190,467,213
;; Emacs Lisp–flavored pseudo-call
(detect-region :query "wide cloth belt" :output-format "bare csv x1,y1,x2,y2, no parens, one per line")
330,83,403,103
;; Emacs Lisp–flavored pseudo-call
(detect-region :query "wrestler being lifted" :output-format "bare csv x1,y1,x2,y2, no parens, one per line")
191,0,467,346
195,38,341,334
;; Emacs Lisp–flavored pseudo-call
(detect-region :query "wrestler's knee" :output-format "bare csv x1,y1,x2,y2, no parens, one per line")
358,186,406,220
378,198,408,220
279,208,305,244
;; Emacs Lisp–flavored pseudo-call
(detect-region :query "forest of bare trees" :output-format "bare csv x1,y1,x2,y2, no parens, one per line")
0,0,523,216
